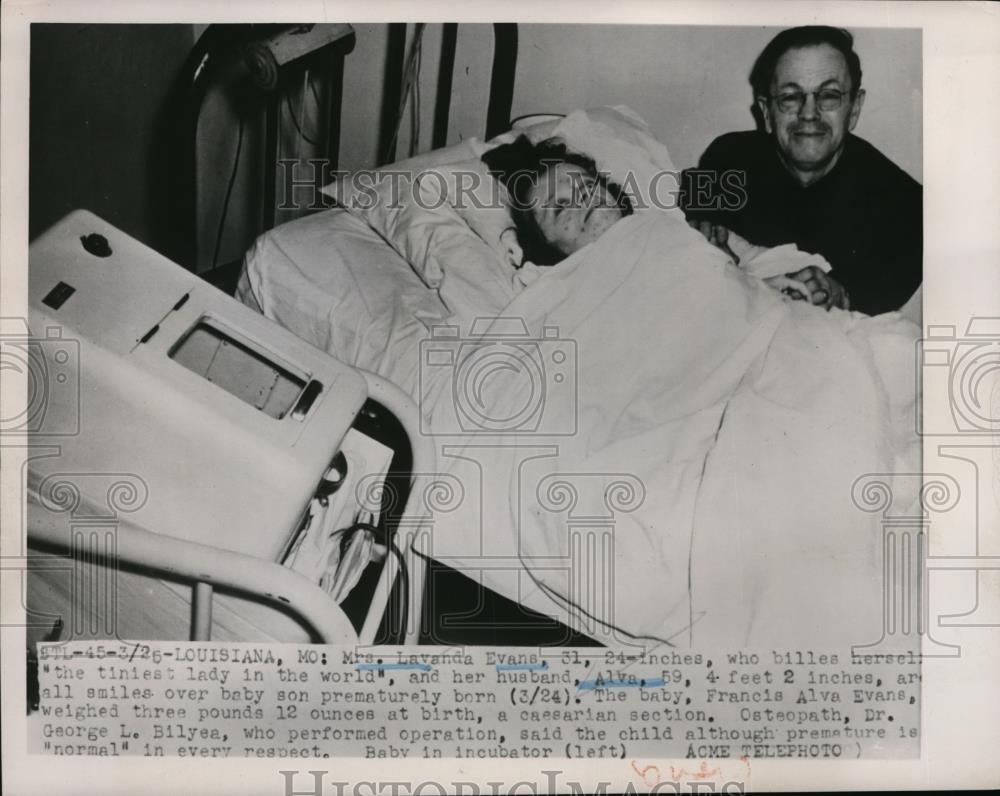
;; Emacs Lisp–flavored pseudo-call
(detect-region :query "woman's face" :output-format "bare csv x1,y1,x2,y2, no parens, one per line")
526,163,626,257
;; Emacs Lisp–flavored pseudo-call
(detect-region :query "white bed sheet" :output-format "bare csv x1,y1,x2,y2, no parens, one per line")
238,204,921,647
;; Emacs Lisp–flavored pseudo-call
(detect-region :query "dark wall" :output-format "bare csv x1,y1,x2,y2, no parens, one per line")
29,24,193,253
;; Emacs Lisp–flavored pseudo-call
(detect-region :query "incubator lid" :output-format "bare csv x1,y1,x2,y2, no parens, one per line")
29,209,194,356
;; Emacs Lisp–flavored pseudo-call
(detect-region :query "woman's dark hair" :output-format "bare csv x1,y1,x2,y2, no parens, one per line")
482,135,632,266
750,26,863,100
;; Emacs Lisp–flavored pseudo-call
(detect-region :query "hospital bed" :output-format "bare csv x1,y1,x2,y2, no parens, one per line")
24,22,593,649
24,23,922,652
229,99,925,649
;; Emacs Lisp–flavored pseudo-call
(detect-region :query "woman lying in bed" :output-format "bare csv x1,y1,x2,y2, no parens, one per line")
484,135,850,309
239,107,920,646
434,131,921,647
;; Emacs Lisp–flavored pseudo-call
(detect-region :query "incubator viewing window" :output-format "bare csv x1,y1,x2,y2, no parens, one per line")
169,320,308,419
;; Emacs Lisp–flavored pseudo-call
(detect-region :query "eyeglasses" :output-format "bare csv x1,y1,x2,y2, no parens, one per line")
768,88,851,114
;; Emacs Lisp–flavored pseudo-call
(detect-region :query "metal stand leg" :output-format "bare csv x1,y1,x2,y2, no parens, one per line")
191,581,214,640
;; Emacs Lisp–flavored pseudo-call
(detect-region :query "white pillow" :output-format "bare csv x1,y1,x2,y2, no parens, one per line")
237,209,448,396
367,138,483,176
325,165,517,324
323,105,681,299
418,157,521,270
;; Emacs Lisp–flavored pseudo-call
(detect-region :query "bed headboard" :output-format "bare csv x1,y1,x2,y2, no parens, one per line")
486,24,519,141
166,23,519,277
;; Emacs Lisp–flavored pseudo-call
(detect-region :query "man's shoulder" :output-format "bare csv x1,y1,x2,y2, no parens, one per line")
844,135,922,193
699,130,772,167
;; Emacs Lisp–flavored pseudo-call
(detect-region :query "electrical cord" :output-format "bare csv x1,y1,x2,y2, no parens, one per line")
383,23,425,163
284,73,323,146
387,538,410,645
309,72,323,107
408,42,421,158
337,520,380,541
212,114,245,270
336,519,410,643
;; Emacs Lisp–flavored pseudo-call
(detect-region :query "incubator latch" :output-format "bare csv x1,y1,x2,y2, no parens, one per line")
290,379,324,421
316,450,348,504
80,233,112,257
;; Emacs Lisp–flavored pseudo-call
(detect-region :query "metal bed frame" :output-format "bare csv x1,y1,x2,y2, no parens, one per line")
27,368,435,645
164,22,518,278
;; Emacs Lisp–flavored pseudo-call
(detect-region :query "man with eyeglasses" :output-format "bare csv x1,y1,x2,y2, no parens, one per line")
683,26,922,316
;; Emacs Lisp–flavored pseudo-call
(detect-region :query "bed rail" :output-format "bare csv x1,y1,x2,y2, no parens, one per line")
357,371,437,646
27,499,359,644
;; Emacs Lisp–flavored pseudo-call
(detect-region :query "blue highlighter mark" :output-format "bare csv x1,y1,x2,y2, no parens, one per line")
495,661,550,672
578,677,665,690
356,662,433,672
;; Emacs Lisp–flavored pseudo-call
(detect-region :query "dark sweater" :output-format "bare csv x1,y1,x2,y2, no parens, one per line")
683,130,922,315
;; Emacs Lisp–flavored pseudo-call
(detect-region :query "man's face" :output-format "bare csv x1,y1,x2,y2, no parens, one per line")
527,163,625,257
757,43,865,184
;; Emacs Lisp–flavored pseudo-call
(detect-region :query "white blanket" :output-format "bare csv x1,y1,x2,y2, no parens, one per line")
416,212,920,647
240,209,920,646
